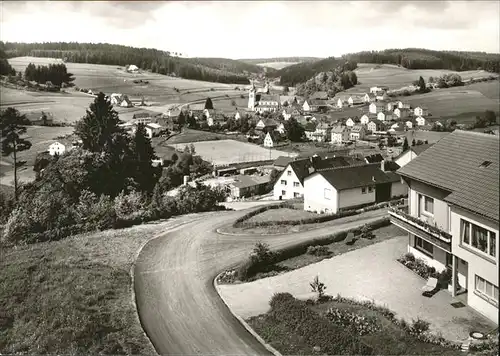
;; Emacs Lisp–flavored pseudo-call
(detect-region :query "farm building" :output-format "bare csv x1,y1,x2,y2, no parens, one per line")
256,118,278,132
348,95,364,106
397,101,411,109
367,120,382,133
360,114,376,125
414,106,429,117
370,86,389,94
303,162,404,214
377,111,394,121
394,107,411,119
126,64,139,72
145,123,163,138
415,116,427,126
230,175,271,199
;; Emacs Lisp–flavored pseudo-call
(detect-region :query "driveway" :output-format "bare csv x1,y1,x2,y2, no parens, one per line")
217,236,496,343
134,207,391,355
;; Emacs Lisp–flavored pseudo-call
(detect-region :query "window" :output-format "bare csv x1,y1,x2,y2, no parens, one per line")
324,188,332,200
293,182,300,188
287,170,292,176
415,236,433,256
446,253,453,267
368,186,374,193
475,275,498,305
281,190,286,196
461,219,496,258
361,187,367,194
423,195,434,215
281,180,287,185
294,192,300,198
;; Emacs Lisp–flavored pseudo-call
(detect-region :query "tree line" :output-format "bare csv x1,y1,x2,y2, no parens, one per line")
341,48,500,73
0,93,225,245
24,62,75,87
2,42,254,84
295,68,358,98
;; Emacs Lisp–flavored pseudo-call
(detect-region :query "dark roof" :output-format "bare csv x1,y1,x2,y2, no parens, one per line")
365,153,384,163
304,122,317,131
316,163,399,190
383,160,401,172
289,156,358,184
398,130,499,222
274,156,296,167
232,175,271,189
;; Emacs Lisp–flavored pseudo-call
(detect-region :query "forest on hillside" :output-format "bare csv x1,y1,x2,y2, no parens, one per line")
1,42,262,85
341,48,500,73
238,57,322,65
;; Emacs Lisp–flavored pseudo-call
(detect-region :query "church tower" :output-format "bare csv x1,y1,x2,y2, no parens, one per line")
248,81,256,110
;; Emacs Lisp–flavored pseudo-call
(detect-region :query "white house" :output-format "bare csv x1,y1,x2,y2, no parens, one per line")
304,163,403,214
392,131,499,323
370,86,389,94
127,64,139,72
48,141,69,156
145,123,162,138
369,102,386,114
349,125,366,141
207,117,215,126
394,108,410,119
282,108,292,120
360,114,370,125
387,102,398,112
377,111,394,122
397,101,411,109
263,132,275,148
337,98,346,109
414,106,429,117
367,120,381,133
376,92,389,101
234,111,241,120
345,118,355,127
363,93,376,103
277,123,286,135
348,96,364,106
302,100,312,112
391,123,400,130
331,125,350,144
405,120,413,129
415,116,427,126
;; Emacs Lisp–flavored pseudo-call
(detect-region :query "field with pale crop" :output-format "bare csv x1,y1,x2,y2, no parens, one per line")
168,139,298,165
256,62,300,70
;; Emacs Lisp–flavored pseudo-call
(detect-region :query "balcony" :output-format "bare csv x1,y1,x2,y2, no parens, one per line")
389,207,452,252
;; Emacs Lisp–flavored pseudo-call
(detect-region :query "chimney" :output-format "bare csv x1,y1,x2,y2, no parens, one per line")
380,160,386,172
183,175,189,186
372,176,376,182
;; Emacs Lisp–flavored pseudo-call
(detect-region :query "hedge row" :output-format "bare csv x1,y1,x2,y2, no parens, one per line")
232,202,293,227
269,293,373,355
237,217,390,281
235,196,406,228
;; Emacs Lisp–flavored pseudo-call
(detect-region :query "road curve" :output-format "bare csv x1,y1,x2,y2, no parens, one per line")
134,207,388,355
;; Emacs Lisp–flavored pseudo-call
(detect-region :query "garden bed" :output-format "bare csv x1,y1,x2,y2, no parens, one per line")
247,293,460,355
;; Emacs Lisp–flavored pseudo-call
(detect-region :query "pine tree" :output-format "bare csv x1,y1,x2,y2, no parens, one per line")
75,92,123,152
204,97,214,110
1,108,32,200
402,137,409,151
131,123,160,193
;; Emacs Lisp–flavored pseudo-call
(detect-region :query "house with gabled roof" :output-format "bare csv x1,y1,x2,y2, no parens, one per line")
367,120,382,133
415,116,427,126
303,162,404,214
390,131,499,324
273,156,359,200
263,132,276,148
256,118,278,132
345,117,355,127
369,102,386,114
304,122,318,141
397,101,411,109
348,95,364,106
363,93,376,103
377,111,394,122
414,106,429,117
394,143,434,168
330,125,350,144
349,125,366,141
394,107,410,119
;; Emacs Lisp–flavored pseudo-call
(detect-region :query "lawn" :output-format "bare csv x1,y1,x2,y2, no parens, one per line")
245,208,319,224
247,296,460,355
168,139,298,165
0,221,174,354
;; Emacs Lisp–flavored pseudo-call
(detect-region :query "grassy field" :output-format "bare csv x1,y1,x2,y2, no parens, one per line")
0,126,75,186
168,139,298,165
247,295,459,355
399,83,499,124
4,57,248,123
349,63,498,92
0,222,172,354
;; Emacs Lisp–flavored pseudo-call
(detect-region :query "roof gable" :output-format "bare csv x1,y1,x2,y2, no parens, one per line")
314,163,398,190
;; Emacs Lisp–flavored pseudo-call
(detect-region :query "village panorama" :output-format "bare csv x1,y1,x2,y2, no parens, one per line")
0,1,499,355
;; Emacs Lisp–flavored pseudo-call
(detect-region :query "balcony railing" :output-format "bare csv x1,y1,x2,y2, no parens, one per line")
388,207,452,243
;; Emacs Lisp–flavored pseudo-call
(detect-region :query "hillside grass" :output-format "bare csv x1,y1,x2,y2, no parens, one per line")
0,222,169,354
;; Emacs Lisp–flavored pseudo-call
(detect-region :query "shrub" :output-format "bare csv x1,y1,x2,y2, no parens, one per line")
409,318,430,336
251,241,275,264
324,307,381,336
306,245,330,256
310,276,327,299
114,190,148,223
269,294,373,355
75,190,116,230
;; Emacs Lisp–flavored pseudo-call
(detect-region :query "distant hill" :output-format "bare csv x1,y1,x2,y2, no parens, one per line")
238,57,322,65
272,48,500,87
2,42,265,85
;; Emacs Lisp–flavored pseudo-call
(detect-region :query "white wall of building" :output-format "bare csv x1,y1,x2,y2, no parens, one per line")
338,186,375,209
303,173,338,213
273,166,304,200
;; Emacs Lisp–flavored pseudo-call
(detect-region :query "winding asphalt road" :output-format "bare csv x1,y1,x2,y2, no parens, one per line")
134,205,388,355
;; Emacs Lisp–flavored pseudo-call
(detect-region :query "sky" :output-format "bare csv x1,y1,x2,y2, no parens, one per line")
1,1,499,59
